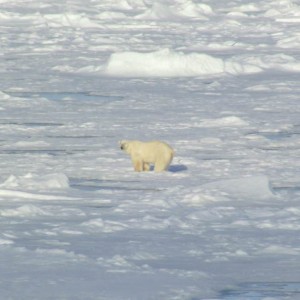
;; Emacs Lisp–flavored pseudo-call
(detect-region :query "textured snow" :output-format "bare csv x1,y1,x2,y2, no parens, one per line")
1,0,300,299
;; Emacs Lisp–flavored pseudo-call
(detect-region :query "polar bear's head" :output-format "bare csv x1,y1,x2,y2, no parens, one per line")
119,140,131,153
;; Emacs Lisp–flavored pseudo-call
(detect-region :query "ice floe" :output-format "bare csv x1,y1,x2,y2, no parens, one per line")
0,173,70,190
182,175,274,205
103,48,261,77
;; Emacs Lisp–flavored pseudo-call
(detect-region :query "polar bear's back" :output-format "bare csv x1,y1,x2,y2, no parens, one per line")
140,140,174,162
143,140,173,151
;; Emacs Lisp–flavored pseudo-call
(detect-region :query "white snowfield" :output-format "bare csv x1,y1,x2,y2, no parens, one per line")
1,0,300,299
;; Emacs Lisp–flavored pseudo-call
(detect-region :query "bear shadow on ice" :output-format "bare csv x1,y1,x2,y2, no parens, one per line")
168,164,188,173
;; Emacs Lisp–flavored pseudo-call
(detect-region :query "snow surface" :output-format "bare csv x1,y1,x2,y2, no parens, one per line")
1,0,300,299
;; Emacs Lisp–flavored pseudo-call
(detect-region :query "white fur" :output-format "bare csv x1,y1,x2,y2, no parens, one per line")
120,140,174,172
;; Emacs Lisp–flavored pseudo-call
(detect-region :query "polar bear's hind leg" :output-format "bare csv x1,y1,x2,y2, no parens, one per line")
154,151,173,172
154,158,169,172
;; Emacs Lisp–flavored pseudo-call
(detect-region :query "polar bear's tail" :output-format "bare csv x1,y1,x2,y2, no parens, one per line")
170,148,175,163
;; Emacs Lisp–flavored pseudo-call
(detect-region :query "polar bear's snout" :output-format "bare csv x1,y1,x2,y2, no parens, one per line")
119,141,125,150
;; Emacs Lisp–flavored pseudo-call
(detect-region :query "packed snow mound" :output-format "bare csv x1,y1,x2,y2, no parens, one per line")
183,176,274,205
99,0,147,10
57,51,300,78
264,0,300,20
239,53,300,72
104,48,260,77
277,34,300,48
203,175,275,200
0,204,50,217
98,11,127,19
136,1,213,20
42,13,100,28
0,173,70,190
197,116,249,128
0,91,11,100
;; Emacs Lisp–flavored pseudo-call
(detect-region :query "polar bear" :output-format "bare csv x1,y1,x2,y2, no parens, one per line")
120,140,174,172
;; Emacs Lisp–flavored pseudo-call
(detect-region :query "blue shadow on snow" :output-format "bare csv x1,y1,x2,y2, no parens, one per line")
219,282,300,299
168,164,188,172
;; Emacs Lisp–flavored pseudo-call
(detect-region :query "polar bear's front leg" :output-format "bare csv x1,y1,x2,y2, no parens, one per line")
132,158,143,172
